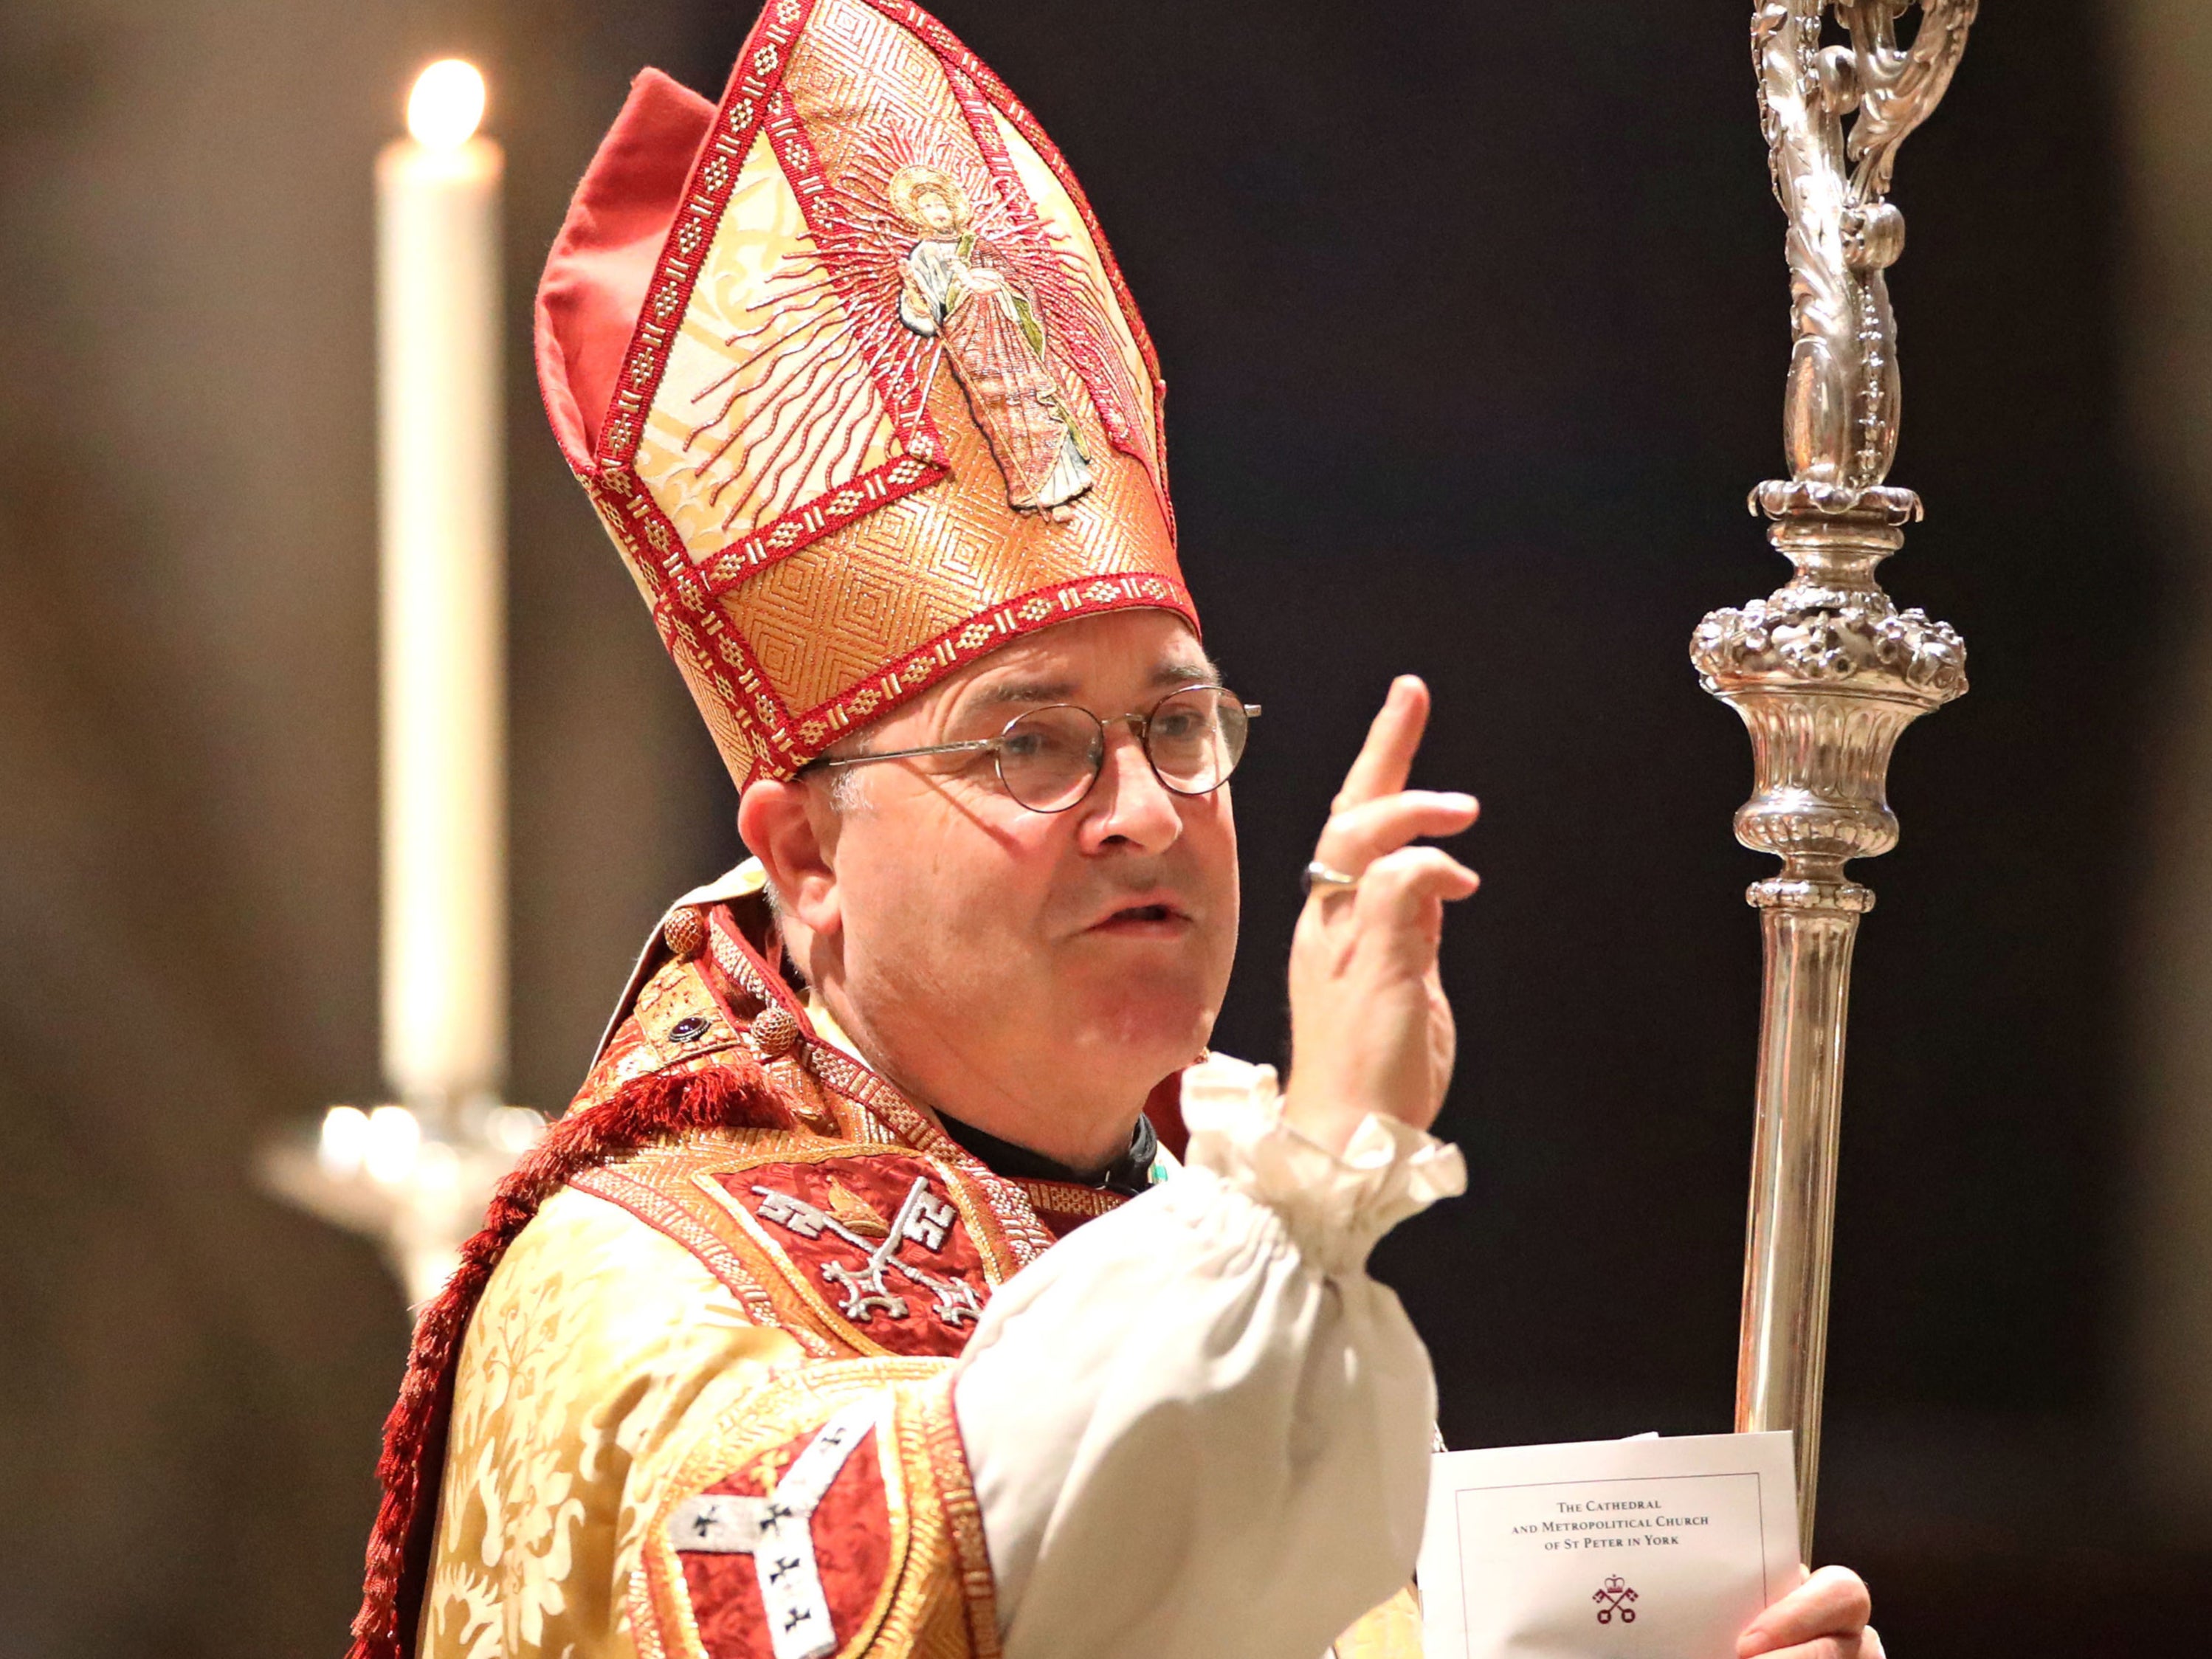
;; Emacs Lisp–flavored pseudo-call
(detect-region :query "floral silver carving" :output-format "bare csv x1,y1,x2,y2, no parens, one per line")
1695,587,1964,697
1754,0,1977,508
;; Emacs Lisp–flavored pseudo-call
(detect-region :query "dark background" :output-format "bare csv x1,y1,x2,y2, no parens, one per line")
1,1,2200,1654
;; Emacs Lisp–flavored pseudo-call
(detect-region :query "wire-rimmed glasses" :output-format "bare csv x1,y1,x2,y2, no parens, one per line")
810,685,1259,813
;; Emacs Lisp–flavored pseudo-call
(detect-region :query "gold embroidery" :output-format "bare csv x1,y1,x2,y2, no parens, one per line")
633,1363,993,1659
421,888,1055,1658
416,1187,804,1659
683,1141,1014,1356
829,1176,892,1238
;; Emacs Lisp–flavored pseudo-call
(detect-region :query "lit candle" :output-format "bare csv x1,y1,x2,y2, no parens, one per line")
377,61,506,1114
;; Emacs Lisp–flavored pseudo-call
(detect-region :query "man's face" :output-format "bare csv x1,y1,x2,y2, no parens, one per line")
918,192,954,232
785,610,1238,1164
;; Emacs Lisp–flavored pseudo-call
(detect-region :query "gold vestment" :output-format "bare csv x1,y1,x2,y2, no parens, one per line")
406,880,1416,1659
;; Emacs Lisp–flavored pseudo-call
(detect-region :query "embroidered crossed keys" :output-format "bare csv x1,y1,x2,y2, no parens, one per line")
752,1173,985,1330
669,1401,877,1659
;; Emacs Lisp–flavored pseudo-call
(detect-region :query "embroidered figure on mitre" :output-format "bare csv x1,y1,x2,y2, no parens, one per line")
891,165,1093,520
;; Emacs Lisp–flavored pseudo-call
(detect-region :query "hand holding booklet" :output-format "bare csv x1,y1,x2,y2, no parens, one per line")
1417,1432,1799,1658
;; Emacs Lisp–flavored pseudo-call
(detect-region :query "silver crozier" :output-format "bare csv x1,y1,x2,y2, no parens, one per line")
1692,1,1976,1556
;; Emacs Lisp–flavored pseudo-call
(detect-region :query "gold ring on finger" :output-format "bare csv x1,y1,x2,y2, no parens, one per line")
1303,860,1361,897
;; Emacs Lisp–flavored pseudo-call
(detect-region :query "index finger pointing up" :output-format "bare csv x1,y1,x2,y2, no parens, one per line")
1332,676,1431,814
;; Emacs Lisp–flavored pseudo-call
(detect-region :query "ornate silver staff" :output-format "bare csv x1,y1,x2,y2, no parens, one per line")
1692,1,1976,1554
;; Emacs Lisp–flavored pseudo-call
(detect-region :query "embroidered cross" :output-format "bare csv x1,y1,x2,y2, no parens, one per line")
752,1174,983,1329
667,1401,877,1659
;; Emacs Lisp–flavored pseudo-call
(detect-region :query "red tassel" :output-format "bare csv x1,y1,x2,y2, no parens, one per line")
346,1058,790,1659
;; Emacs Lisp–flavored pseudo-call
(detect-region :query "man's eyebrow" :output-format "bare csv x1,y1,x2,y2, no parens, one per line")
970,678,1078,708
1152,655,1224,688
963,656,1224,711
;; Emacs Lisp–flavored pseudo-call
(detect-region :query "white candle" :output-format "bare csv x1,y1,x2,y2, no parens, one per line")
377,61,506,1112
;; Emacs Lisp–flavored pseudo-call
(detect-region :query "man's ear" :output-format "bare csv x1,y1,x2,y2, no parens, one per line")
737,778,844,942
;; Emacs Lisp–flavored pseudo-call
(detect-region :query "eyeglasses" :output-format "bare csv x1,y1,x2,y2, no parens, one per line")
810,684,1260,813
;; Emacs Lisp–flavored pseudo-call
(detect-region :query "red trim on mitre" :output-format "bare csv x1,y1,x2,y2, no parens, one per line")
596,435,1198,786
588,0,821,476
759,568,1199,758
580,7,958,604
536,69,720,474
347,1062,793,1659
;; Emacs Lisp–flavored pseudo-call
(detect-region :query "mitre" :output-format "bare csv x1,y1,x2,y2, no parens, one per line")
535,0,1194,789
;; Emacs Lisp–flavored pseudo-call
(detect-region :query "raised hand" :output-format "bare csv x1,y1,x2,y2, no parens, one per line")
1283,677,1480,1154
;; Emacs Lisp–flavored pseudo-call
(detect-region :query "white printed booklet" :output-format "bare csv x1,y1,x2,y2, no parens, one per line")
1417,1432,1799,1658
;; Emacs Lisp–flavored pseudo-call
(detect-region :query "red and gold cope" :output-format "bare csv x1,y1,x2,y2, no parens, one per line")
398,874,1414,1659
537,0,1197,790
407,877,1086,1659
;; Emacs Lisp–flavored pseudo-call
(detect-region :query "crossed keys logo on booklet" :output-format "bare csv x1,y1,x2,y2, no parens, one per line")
1593,1574,1639,1625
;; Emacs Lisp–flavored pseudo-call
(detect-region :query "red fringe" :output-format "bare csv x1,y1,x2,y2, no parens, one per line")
346,1059,790,1659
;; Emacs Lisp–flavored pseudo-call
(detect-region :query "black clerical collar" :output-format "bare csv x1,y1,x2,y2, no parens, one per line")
934,1108,1158,1198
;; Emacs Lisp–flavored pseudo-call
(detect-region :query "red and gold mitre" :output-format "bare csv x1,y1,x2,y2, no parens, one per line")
537,0,1195,788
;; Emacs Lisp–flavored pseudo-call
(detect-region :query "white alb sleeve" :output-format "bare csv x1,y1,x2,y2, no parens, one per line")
951,1055,1466,1659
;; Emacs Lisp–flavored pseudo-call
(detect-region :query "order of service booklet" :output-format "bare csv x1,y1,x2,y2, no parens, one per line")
1417,1432,1799,1659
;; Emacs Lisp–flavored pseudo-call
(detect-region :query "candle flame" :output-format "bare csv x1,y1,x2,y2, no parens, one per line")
407,59,486,149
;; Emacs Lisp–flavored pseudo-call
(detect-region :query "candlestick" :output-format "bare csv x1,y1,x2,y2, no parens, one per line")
379,59,506,1117
1692,1,1975,1556
260,62,540,1306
